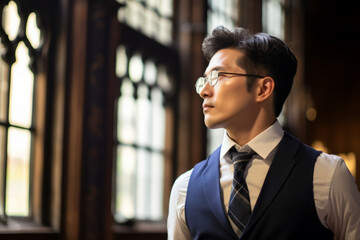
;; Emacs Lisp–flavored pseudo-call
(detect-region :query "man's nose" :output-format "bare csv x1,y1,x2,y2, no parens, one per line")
199,81,212,99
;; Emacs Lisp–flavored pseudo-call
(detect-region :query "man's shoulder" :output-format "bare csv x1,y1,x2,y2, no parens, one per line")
173,169,193,192
315,152,344,178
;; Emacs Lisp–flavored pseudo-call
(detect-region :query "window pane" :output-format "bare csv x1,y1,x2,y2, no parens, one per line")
9,42,34,128
117,0,174,45
158,18,172,45
135,148,151,219
26,12,41,49
149,152,164,219
6,127,31,216
129,53,144,83
136,84,151,147
126,1,143,31
116,45,128,78
151,87,165,151
143,8,157,38
2,1,20,41
262,0,285,39
207,0,238,34
115,145,136,220
158,0,173,17
144,60,157,85
117,79,136,144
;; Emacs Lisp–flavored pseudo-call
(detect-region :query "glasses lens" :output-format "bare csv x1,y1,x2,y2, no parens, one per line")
195,77,205,93
208,70,218,86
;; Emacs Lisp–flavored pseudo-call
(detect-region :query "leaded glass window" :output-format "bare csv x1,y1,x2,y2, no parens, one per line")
114,44,174,221
262,0,285,39
207,0,239,34
117,0,174,45
0,0,42,221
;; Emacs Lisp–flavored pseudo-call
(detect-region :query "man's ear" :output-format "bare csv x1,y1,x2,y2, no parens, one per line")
256,77,275,103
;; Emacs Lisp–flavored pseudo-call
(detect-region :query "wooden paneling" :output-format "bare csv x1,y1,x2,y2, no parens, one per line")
305,0,360,186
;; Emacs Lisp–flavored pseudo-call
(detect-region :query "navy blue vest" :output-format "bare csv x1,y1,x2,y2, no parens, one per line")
185,132,333,240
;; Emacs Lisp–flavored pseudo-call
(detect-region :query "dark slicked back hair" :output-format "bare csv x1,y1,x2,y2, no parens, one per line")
202,26,298,117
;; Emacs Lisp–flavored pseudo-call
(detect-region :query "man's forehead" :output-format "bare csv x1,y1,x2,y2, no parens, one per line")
205,49,245,74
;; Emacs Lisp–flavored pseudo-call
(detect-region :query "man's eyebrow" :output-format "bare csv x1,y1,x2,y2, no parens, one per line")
204,67,225,77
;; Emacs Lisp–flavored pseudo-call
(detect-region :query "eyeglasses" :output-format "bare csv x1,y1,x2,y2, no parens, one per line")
195,70,264,94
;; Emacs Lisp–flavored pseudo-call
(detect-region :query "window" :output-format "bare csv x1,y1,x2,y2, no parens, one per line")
117,0,173,46
115,48,173,221
207,0,239,34
0,1,42,221
113,0,177,223
262,0,285,40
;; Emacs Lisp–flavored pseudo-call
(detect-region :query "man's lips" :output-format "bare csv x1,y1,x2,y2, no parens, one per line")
202,103,214,111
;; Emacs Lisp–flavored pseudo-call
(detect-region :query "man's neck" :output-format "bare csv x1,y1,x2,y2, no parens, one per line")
226,118,276,146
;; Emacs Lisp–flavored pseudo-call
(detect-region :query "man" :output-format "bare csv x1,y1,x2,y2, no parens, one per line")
167,26,360,239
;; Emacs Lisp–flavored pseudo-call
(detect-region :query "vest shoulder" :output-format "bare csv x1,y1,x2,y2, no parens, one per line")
192,146,221,171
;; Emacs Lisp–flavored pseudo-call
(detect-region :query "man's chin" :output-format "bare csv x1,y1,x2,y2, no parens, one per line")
204,119,223,129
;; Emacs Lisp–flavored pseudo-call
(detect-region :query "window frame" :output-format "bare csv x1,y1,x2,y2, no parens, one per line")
0,0,63,238
109,15,179,236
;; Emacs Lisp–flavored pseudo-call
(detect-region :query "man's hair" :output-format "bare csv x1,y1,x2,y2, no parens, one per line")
202,26,298,117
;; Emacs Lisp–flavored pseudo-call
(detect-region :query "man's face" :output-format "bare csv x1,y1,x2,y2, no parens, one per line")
199,48,259,131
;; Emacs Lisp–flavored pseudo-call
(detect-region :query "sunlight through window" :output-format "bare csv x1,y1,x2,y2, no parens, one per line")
6,127,31,216
116,0,174,45
262,0,285,40
115,46,170,221
9,42,34,128
0,0,42,219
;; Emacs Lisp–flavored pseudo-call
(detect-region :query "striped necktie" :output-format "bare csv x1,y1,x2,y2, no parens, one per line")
228,147,254,237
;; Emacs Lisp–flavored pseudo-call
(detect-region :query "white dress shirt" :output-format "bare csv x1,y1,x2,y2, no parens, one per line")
167,121,360,240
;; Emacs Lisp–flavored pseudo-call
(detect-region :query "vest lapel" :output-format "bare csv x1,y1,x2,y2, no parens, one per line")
242,132,300,237
201,146,237,237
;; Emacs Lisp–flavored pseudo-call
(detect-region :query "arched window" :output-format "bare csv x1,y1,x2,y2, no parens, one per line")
113,0,177,222
0,0,42,221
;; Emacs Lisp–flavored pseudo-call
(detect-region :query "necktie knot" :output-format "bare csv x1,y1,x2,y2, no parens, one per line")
229,147,254,167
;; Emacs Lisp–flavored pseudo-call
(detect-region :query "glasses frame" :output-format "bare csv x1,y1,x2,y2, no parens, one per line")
195,70,264,94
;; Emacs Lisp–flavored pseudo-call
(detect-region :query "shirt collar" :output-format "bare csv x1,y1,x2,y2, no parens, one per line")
220,120,284,160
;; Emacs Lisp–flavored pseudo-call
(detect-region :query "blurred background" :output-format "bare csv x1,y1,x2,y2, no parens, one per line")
0,0,359,239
